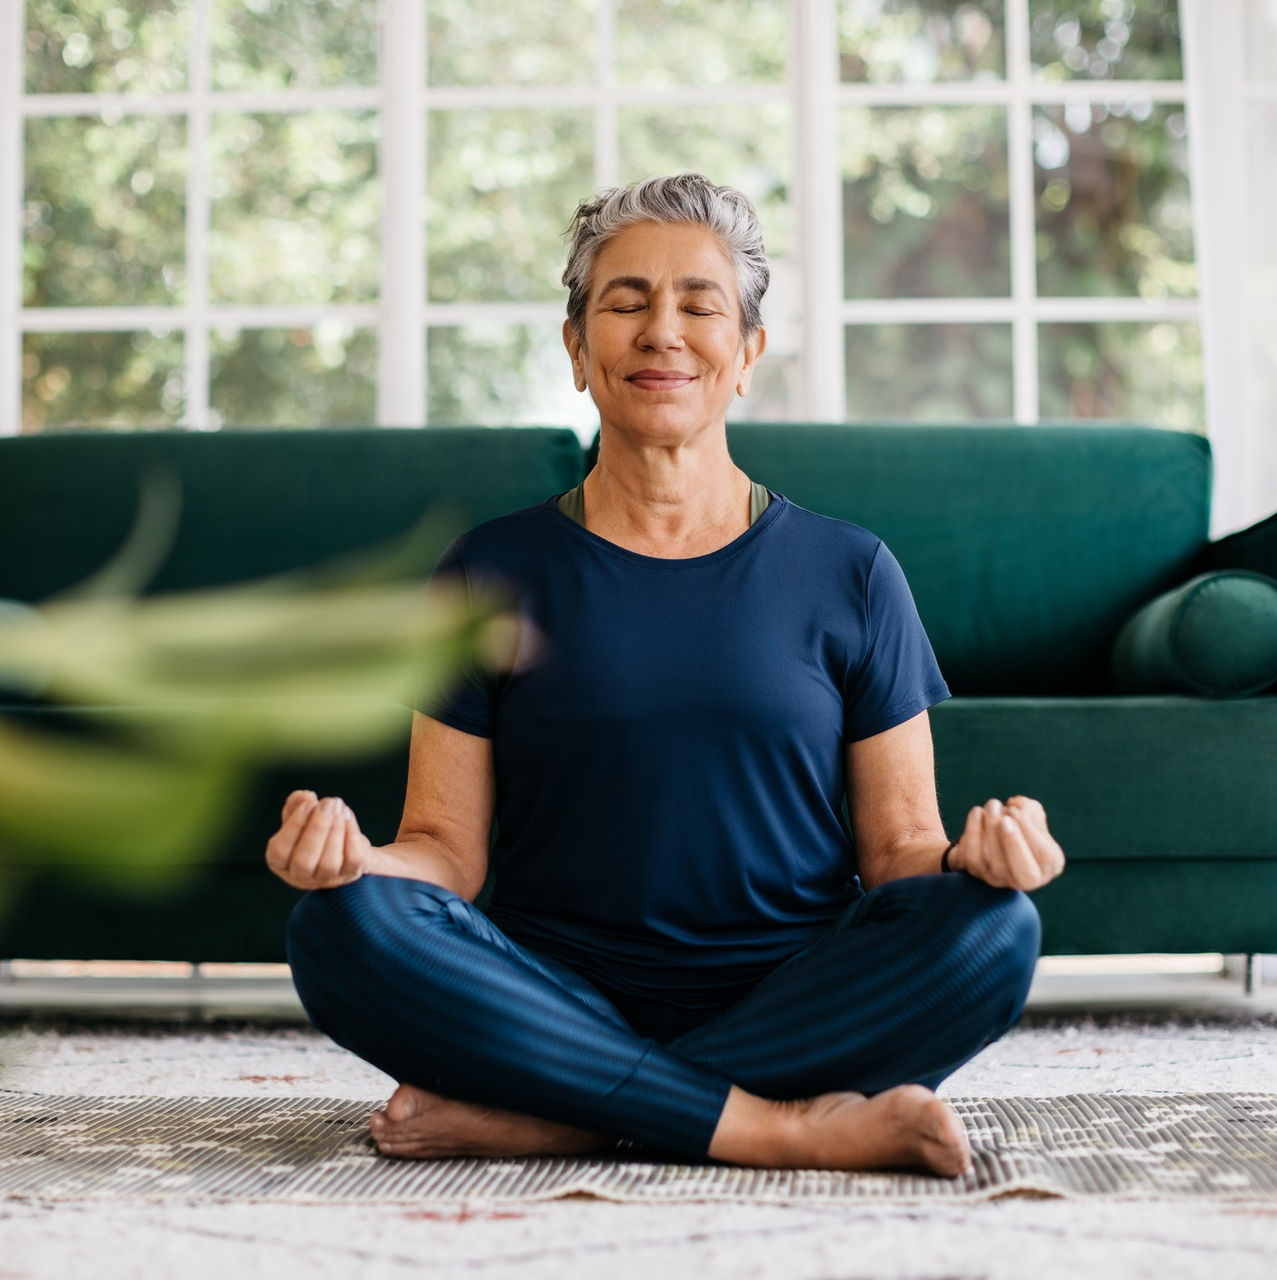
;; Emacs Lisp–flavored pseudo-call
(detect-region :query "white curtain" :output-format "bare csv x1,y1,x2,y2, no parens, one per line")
1184,0,1277,536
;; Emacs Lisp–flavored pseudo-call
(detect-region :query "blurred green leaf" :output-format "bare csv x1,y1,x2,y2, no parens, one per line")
0,714,238,886
0,485,511,895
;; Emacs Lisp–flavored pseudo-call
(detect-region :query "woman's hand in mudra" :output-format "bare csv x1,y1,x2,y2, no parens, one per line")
947,796,1065,891
265,789,372,890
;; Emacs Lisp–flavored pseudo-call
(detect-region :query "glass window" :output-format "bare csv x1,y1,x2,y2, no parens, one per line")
208,112,380,306
210,0,379,91
1030,0,1182,82
24,0,191,94
23,331,185,431
426,108,594,304
10,2,1201,436
427,0,595,87
842,106,1010,299
845,324,1013,419
24,115,187,308
209,325,377,428
839,0,1005,84
617,103,793,256
616,0,787,87
427,324,595,437
1034,103,1194,299
1038,321,1202,429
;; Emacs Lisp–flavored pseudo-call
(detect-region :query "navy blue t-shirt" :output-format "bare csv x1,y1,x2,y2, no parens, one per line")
426,494,949,1010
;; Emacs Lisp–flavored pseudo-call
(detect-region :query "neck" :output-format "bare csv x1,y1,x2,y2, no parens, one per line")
583,430,751,558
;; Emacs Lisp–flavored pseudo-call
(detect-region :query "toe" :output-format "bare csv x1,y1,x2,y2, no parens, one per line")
385,1083,424,1124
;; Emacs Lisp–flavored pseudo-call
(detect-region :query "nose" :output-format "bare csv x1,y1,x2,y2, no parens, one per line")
638,298,684,350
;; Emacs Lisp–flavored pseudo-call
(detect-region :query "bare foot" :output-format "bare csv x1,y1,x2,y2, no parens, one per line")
710,1083,972,1177
368,1082,611,1159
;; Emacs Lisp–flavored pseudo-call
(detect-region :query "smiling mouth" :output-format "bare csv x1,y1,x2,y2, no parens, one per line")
626,370,696,389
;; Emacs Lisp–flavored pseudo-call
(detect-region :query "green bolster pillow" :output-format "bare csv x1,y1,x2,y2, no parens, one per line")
1111,570,1277,697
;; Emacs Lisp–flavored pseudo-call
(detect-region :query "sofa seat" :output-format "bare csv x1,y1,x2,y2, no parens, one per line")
932,696,1277,953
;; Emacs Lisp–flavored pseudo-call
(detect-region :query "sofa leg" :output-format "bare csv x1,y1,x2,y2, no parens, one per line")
1244,953,1255,996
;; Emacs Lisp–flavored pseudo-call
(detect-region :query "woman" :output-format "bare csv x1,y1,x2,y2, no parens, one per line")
269,174,1064,1176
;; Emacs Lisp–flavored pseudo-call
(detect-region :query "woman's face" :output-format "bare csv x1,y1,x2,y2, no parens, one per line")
563,220,765,446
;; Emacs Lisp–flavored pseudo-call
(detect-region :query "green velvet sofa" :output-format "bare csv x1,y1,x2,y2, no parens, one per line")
1,423,1274,962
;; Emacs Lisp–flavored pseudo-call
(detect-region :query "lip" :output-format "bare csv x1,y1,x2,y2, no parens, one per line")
625,369,696,389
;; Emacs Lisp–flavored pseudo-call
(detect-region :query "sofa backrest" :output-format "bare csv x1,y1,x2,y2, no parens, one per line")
0,427,585,600
1,422,1211,694
727,424,1212,694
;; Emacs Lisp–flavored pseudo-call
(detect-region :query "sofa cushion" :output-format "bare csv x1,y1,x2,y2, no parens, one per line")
727,424,1211,694
1031,860,1277,955
930,695,1277,861
1111,570,1277,697
0,427,585,601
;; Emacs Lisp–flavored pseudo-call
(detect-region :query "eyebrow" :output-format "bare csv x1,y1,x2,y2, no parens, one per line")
597,275,730,301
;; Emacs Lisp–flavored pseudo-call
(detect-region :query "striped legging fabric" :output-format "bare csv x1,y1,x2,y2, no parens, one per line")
286,872,1040,1160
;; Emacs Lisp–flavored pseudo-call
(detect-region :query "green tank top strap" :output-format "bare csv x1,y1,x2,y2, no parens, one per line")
557,480,771,528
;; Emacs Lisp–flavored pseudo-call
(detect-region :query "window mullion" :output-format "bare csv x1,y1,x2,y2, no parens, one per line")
594,0,618,190
793,0,843,419
380,0,425,427
1005,0,1038,425
1,2,23,436
183,0,211,429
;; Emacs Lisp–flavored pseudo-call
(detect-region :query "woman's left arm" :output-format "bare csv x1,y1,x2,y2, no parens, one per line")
846,710,1066,892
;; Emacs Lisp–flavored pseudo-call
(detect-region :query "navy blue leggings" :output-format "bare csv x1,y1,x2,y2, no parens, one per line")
286,873,1040,1161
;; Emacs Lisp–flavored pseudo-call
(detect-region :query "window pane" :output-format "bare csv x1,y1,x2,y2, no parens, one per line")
427,109,593,304
22,331,184,432
845,324,1011,419
841,106,1009,299
616,0,786,88
428,0,595,87
209,326,377,428
25,116,186,307
25,0,190,94
839,0,1004,83
427,324,595,436
1034,104,1194,299
209,112,379,305
1030,0,1182,82
211,0,378,91
729,357,798,421
617,103,793,257
1038,321,1202,429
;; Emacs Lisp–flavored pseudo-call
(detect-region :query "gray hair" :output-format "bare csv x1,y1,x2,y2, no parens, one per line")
562,173,770,342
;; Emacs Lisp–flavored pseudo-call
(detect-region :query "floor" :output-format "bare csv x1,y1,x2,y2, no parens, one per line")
2,961,1277,1280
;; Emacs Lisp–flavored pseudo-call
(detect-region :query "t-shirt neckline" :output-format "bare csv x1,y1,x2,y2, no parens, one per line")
544,490,786,568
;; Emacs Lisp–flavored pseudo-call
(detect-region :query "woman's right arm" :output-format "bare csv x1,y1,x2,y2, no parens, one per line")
264,712,495,902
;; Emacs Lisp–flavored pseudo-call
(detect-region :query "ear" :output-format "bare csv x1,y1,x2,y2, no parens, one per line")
736,326,767,397
563,319,588,393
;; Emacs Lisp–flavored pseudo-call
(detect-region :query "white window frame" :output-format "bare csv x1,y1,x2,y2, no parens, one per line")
2,0,1245,529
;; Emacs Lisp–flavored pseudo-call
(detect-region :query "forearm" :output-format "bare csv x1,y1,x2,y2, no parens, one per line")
366,834,486,900
856,833,950,890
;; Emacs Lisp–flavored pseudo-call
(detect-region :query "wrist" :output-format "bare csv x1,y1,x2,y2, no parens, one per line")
941,839,959,873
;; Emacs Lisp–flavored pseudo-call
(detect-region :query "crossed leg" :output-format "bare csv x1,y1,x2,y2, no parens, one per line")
286,873,1038,1175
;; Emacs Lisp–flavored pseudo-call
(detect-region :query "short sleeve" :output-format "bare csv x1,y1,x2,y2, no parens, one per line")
843,541,950,742
417,539,498,738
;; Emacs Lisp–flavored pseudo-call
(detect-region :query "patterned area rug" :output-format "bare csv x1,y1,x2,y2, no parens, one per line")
2,1092,1276,1204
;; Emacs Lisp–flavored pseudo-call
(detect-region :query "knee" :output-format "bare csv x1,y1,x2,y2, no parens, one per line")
944,877,1041,1024
285,875,459,987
